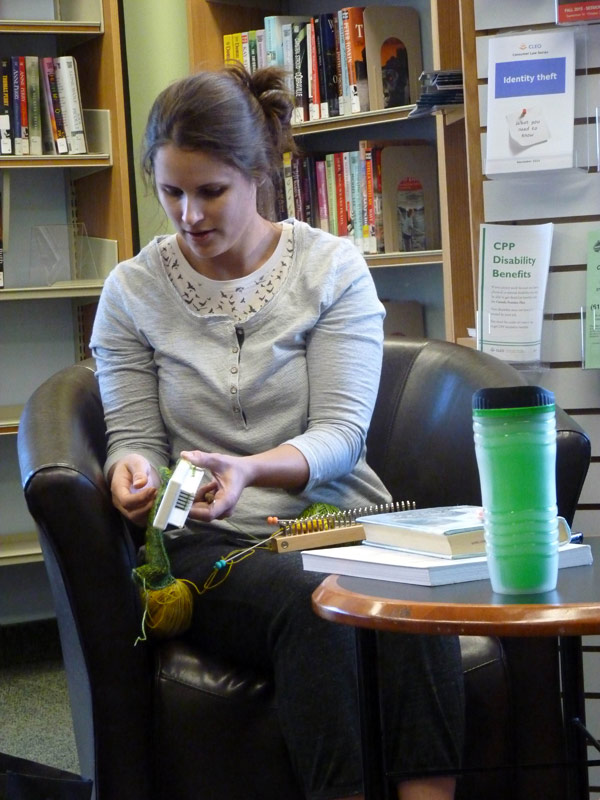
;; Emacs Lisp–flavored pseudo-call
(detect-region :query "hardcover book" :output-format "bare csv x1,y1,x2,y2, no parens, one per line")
357,505,572,558
363,5,422,110
301,540,592,586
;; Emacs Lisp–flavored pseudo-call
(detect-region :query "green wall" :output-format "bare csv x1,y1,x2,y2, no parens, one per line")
122,0,190,249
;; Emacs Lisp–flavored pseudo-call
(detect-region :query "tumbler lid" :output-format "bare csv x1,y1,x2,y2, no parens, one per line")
472,385,555,410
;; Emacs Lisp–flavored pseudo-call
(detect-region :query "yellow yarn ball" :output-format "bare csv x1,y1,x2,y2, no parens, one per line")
141,578,195,638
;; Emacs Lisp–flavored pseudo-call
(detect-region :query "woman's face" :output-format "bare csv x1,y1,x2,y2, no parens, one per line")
154,144,263,276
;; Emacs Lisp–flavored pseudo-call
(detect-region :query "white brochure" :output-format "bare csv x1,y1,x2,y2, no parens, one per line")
485,27,575,174
477,222,554,363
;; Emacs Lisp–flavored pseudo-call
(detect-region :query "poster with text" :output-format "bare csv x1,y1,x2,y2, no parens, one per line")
556,0,600,24
485,28,575,175
477,223,554,363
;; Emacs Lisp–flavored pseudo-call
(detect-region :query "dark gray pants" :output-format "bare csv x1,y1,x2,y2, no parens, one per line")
167,527,465,800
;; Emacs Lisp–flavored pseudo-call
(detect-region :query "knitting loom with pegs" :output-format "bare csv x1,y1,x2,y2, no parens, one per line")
268,500,416,553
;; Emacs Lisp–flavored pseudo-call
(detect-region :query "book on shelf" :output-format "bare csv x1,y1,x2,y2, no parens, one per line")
301,540,593,587
341,7,369,114
0,58,12,155
54,55,87,155
308,18,320,120
336,9,350,115
282,151,295,219
363,5,422,111
292,22,309,123
315,158,329,232
232,31,244,65
223,33,233,63
372,146,384,252
316,13,339,118
10,56,24,155
380,143,440,254
349,149,363,251
273,167,288,221
556,0,600,23
25,56,42,155
39,56,68,155
241,30,251,73
256,29,267,69
248,30,258,73
333,151,347,236
325,152,338,234
282,23,296,96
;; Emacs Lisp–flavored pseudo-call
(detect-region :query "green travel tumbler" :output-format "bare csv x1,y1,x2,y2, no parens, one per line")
472,385,558,594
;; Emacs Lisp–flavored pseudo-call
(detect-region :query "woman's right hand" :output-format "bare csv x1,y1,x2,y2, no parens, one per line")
109,454,160,527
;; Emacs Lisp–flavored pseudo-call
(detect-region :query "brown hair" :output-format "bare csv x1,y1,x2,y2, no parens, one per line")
141,63,297,218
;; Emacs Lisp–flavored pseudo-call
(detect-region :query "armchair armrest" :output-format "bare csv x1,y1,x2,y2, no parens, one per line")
18,362,153,800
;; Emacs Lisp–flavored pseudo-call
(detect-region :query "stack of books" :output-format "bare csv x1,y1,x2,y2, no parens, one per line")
0,54,87,157
301,505,593,586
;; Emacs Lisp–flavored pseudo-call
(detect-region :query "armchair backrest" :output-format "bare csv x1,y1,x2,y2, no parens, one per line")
366,339,590,524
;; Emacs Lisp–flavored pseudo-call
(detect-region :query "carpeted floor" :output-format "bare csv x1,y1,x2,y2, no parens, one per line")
0,620,79,774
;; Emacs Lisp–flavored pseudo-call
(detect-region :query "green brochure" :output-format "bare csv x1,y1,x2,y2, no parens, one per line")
585,230,600,369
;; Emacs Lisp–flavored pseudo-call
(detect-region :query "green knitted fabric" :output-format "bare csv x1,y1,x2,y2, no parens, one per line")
299,502,340,518
132,465,175,592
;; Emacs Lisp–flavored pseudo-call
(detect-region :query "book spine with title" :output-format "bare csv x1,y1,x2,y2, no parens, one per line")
0,58,13,154
25,56,42,155
54,55,87,154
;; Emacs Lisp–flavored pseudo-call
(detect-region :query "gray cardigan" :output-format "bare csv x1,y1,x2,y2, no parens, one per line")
91,219,391,536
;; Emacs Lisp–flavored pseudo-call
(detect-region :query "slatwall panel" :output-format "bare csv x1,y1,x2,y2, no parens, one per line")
472,2,600,791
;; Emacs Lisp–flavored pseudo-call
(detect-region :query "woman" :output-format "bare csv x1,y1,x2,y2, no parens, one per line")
90,63,464,800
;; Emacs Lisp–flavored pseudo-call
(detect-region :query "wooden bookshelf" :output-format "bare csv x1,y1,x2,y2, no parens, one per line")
185,0,475,343
0,0,134,548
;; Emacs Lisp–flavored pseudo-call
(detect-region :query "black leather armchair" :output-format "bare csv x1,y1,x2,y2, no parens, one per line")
17,338,591,800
